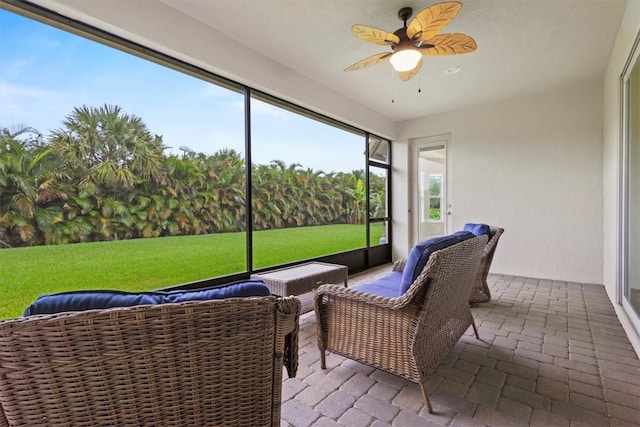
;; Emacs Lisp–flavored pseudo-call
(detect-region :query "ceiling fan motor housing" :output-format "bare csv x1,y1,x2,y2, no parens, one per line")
397,7,413,23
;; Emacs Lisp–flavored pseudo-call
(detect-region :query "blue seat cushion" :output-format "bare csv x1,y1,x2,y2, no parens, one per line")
399,231,475,295
463,223,491,237
23,280,271,316
353,271,403,298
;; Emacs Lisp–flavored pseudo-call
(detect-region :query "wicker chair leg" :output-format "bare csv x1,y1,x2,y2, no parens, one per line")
471,318,480,339
320,350,327,369
420,382,434,414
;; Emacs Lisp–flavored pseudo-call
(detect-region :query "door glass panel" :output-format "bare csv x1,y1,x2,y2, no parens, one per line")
429,175,443,221
625,56,640,316
417,145,446,241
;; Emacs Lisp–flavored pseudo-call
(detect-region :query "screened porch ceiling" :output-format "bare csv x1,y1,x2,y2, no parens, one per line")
26,0,627,127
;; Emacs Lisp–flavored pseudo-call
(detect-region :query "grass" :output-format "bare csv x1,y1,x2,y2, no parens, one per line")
0,223,385,320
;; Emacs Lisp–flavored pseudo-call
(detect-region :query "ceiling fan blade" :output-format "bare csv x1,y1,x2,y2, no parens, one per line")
407,1,462,42
344,52,392,71
352,25,400,46
419,33,477,55
397,58,423,81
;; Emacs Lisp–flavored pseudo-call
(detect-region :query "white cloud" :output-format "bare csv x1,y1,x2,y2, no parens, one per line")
200,83,234,99
0,80,71,100
251,99,289,119
3,58,33,79
0,80,76,132
221,99,290,120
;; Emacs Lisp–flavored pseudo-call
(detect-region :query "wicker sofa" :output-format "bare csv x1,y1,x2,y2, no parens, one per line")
314,235,486,413
0,295,300,427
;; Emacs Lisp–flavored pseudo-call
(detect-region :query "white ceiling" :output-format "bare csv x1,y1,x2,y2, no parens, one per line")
26,0,628,126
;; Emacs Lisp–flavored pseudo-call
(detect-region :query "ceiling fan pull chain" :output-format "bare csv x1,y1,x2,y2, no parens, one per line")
418,74,422,93
391,68,395,103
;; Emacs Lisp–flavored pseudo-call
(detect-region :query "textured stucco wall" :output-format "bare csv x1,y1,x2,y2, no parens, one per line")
394,81,604,284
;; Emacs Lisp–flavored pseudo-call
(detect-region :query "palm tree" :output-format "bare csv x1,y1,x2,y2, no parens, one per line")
50,104,167,193
0,126,68,247
48,105,168,241
251,163,282,230
205,149,246,232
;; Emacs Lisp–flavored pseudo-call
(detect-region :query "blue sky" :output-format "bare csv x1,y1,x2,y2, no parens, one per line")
0,9,365,173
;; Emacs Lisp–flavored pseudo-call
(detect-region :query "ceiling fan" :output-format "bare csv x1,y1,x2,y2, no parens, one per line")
344,1,476,82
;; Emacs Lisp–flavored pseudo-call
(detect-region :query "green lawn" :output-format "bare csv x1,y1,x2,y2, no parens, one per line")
0,223,385,320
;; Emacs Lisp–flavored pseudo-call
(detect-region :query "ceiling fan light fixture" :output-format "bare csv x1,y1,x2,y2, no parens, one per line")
345,2,476,81
389,48,422,72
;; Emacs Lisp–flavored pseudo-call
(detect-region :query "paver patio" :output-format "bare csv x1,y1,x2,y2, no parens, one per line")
282,266,640,426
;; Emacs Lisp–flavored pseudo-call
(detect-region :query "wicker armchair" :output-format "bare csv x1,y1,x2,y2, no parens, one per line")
469,226,504,304
0,296,300,427
314,236,486,413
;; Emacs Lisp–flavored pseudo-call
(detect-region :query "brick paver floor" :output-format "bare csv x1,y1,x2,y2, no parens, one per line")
281,266,640,426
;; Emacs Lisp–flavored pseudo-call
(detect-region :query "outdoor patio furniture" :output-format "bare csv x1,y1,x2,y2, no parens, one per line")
0,295,300,427
314,235,486,413
468,226,505,304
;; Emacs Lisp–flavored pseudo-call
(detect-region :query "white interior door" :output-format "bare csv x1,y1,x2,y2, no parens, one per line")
412,135,449,245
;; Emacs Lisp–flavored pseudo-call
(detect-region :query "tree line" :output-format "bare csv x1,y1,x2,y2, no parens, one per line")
0,104,386,248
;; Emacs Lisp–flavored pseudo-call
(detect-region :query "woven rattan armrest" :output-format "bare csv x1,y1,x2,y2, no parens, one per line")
469,226,504,303
277,296,301,378
392,258,407,272
315,283,418,311
0,405,7,427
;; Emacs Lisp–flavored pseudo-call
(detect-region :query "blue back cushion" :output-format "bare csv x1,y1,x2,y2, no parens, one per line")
463,223,491,237
399,231,475,295
161,281,270,303
23,280,271,316
353,271,403,298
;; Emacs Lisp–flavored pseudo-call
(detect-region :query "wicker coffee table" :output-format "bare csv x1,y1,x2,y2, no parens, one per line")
251,261,348,313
